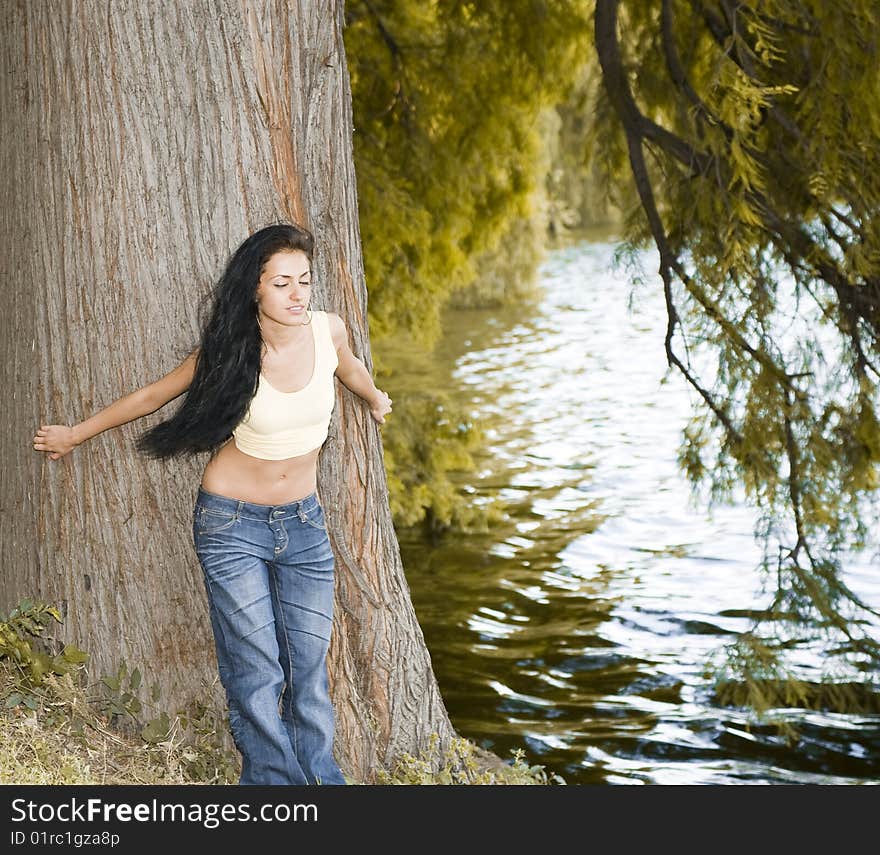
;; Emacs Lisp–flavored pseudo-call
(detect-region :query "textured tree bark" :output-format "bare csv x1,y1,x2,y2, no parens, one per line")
0,0,454,782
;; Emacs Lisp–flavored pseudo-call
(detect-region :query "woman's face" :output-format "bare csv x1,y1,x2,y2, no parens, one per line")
255,249,312,328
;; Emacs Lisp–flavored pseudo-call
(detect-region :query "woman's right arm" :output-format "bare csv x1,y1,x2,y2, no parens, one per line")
33,348,200,460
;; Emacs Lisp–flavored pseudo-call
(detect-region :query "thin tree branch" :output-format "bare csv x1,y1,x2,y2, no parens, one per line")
595,0,742,442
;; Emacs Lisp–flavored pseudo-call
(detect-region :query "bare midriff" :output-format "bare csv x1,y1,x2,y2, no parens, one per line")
199,437,321,505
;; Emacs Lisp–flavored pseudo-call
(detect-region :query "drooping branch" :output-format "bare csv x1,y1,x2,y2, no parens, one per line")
660,0,732,145
594,0,880,673
596,0,805,407
595,0,744,443
597,1,878,397
689,0,879,332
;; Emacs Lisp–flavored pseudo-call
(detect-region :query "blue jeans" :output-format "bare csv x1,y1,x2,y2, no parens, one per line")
192,486,346,785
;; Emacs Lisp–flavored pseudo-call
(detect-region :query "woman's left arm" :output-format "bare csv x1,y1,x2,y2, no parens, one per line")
327,312,392,425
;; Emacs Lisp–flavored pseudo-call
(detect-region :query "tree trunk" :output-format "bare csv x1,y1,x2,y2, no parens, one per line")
0,0,454,782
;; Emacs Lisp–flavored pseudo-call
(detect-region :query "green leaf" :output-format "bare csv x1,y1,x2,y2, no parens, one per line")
141,712,170,744
61,645,89,665
4,692,23,708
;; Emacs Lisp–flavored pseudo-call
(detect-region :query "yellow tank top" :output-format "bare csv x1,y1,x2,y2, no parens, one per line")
233,310,339,459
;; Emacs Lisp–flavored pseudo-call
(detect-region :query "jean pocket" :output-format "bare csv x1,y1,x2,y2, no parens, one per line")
301,502,327,531
195,506,238,536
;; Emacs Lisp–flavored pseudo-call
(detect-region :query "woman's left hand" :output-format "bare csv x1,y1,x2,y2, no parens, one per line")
370,390,392,425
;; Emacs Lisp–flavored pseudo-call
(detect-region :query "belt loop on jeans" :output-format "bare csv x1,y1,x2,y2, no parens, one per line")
236,500,244,519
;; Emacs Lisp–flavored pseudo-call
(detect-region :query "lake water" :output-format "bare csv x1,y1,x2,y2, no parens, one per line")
393,238,880,784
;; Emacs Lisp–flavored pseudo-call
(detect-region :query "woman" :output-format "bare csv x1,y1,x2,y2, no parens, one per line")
32,223,392,785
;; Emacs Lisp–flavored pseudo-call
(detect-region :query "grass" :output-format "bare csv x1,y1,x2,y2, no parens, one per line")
0,599,562,785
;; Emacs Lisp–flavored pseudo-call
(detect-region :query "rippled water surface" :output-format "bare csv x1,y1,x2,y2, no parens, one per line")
391,239,880,784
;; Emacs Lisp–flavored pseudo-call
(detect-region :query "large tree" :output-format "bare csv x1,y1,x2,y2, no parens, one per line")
591,0,879,709
0,0,456,781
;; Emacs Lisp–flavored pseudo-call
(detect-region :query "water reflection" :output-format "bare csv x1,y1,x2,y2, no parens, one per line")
391,238,880,784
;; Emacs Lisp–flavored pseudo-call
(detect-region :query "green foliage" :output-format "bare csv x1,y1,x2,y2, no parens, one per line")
590,0,880,686
375,732,566,784
93,657,237,782
0,600,548,785
545,59,624,234
444,207,547,309
346,2,603,530
348,1,878,704
707,631,880,741
0,599,238,784
345,0,594,344
382,386,505,533
0,599,88,697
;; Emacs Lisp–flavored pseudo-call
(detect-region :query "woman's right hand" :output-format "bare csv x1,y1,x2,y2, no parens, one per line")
33,425,79,461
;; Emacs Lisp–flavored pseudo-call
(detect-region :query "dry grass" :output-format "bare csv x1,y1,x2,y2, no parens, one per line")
0,665,236,785
0,600,560,786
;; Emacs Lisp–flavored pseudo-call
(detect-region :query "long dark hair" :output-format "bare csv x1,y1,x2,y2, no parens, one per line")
136,222,315,459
